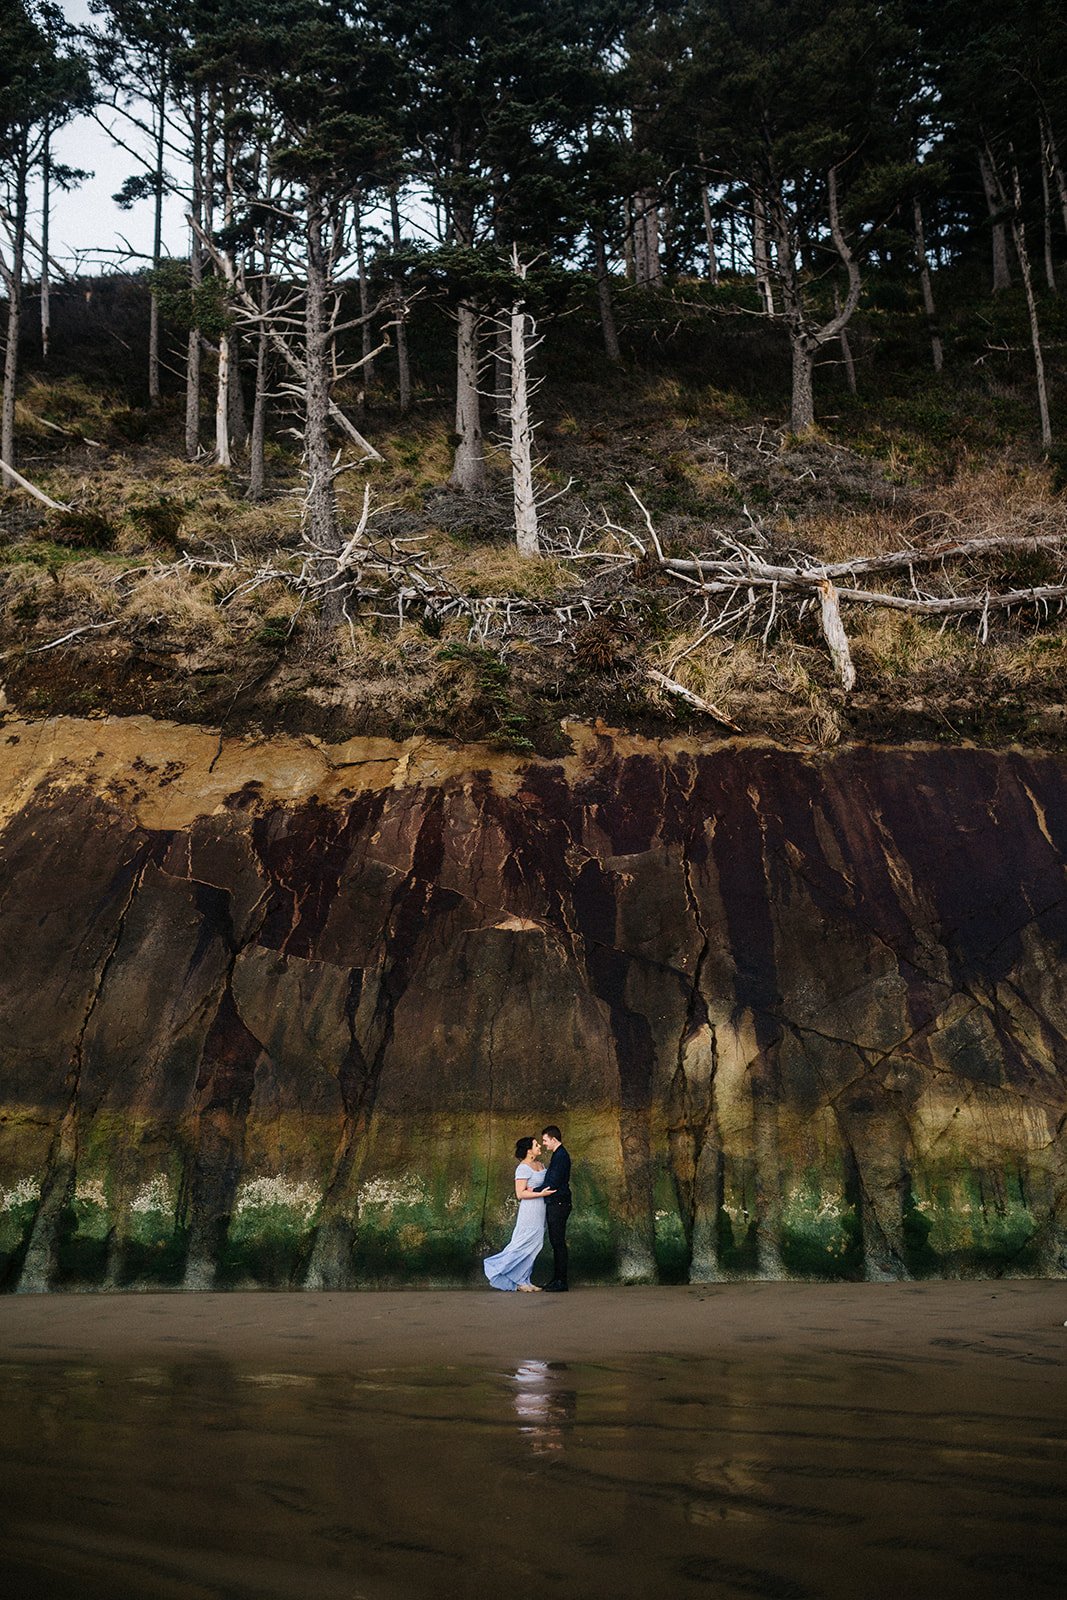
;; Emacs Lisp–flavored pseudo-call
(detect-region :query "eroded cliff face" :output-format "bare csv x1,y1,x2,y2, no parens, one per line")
0,715,1064,1291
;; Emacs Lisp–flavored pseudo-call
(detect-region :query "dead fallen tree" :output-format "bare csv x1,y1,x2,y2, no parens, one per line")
15,486,1067,724
0,458,71,512
600,491,1067,688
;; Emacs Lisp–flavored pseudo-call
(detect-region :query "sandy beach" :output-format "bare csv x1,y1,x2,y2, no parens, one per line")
3,1284,1066,1600
2,1279,1065,1367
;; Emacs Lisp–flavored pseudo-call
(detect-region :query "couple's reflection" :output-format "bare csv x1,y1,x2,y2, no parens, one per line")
510,1360,577,1454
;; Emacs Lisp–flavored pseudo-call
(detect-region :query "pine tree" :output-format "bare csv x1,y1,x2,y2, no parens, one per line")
0,1,92,487
368,0,612,492
674,0,920,431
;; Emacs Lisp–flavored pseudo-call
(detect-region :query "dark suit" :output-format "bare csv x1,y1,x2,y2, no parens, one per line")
543,1143,572,1286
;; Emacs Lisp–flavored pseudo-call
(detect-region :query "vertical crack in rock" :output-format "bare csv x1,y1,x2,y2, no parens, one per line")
669,843,723,1282
572,857,657,1282
780,1008,915,1282
181,883,266,1290
17,849,152,1292
829,1088,908,1282
303,792,450,1289
708,764,785,1278
297,965,371,1289
1033,1111,1067,1275
477,941,516,1262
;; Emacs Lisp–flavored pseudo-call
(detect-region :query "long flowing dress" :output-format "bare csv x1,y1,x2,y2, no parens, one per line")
483,1163,547,1290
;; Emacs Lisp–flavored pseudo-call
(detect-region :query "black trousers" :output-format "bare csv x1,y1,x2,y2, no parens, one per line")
546,1200,572,1285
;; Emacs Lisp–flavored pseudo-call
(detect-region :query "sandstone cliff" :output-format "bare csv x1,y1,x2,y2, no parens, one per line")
0,715,1064,1290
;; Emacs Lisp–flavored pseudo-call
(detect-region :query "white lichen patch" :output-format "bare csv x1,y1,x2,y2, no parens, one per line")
358,1175,426,1210
233,1175,320,1224
130,1175,173,1216
0,1176,39,1212
74,1178,108,1210
782,1190,848,1224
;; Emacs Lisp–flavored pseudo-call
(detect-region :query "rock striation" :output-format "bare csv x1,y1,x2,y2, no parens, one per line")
0,715,1065,1290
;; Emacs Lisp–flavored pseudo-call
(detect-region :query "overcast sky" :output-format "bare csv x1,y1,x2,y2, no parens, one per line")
44,0,189,271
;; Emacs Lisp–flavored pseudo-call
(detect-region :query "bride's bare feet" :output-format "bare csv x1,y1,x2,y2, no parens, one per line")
518,1282,542,1292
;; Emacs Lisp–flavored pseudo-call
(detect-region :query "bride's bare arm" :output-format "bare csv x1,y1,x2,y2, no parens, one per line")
514,1177,555,1199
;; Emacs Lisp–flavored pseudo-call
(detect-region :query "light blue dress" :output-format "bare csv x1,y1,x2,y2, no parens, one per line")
484,1163,547,1290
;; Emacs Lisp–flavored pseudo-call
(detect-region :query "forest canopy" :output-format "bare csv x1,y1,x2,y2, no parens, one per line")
2,0,1067,750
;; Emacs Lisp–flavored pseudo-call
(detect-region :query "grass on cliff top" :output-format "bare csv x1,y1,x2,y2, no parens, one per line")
2,271,1066,751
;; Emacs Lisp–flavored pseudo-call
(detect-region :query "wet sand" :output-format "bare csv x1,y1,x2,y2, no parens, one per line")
2,1283,1066,1600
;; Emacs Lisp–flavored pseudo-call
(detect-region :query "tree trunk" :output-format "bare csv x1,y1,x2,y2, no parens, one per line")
508,266,539,557
249,326,268,500
788,165,864,425
148,50,166,405
305,184,341,550
633,189,661,285
354,204,374,386
215,115,237,466
215,334,232,468
185,92,203,461
2,142,28,488
767,182,809,428
753,194,775,313
913,198,944,373
188,209,381,462
699,161,718,285
389,190,411,413
228,329,248,452
1045,115,1067,236
40,124,50,361
1008,151,1053,450
833,286,857,394
248,221,271,502
1041,133,1057,292
979,148,1012,293
790,338,815,433
593,228,622,362
248,273,269,501
449,302,486,492
493,318,510,432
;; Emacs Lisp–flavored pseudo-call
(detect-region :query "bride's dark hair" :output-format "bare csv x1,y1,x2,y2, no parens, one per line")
514,1136,535,1160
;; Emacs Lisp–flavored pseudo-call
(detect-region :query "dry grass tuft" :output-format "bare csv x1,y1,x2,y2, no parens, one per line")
444,545,573,599
122,572,232,649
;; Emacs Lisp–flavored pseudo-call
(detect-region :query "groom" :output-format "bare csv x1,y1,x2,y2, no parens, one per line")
540,1125,571,1291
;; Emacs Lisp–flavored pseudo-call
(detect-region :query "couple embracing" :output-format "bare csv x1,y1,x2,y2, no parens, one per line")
483,1125,571,1293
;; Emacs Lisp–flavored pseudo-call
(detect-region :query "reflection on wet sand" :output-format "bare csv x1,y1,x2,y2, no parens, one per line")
510,1360,577,1454
1,1339,1065,1600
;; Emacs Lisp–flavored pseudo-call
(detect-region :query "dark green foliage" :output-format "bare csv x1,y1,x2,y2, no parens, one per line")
437,641,535,752
49,508,119,550
117,1227,189,1286
128,493,185,546
716,1206,760,1274
53,1201,109,1286
902,1188,939,1277
255,617,292,650
149,261,232,339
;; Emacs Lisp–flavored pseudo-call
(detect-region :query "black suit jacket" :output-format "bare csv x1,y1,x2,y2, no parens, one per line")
543,1144,571,1206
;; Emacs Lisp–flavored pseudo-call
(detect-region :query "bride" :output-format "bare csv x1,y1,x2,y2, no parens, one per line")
484,1137,556,1292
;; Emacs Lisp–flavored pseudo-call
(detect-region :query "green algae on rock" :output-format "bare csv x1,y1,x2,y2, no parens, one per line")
0,715,1065,1290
